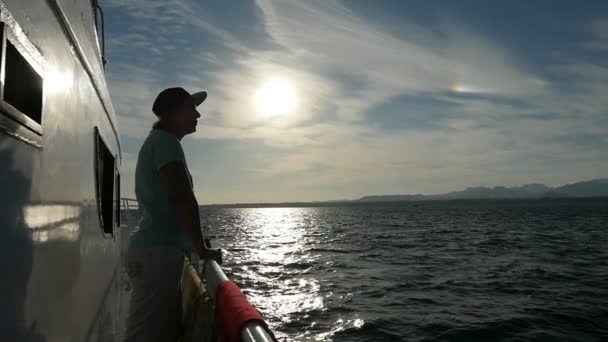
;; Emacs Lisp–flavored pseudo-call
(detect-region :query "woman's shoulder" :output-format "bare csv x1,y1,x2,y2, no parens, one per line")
145,129,181,147
140,129,185,163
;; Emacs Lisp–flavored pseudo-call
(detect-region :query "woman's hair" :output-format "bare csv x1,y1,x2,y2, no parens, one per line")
153,117,169,129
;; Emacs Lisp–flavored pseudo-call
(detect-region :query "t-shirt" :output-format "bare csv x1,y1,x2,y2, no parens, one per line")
129,128,194,250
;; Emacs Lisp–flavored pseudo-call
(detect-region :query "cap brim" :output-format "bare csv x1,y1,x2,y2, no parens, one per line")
192,91,207,106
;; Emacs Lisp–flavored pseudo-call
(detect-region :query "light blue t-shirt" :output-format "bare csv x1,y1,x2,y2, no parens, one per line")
129,129,194,250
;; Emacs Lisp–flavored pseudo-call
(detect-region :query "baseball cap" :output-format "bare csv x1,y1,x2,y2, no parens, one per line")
152,87,207,117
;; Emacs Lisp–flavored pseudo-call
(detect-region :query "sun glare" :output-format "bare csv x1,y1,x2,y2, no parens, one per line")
451,82,482,94
254,78,297,116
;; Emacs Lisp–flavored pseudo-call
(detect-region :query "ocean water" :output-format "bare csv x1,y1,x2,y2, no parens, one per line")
201,199,608,341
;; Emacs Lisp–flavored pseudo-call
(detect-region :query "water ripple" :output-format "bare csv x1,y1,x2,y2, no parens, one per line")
202,199,608,341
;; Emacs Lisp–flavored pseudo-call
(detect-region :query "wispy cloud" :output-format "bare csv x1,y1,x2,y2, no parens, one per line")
585,17,608,52
106,0,607,202
105,0,246,50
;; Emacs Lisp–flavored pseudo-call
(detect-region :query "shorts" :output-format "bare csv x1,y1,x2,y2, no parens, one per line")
123,247,184,342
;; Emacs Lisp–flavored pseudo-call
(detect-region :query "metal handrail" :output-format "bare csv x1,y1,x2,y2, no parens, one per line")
120,197,139,211
120,197,139,227
202,259,274,342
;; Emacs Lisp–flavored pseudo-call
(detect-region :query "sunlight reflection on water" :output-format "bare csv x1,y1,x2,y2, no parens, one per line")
213,208,343,340
245,208,325,316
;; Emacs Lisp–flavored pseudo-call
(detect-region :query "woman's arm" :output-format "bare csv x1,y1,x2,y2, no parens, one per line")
159,161,222,263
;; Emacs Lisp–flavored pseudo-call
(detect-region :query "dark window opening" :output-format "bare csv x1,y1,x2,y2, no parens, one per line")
94,2,107,67
95,128,116,236
4,39,43,124
115,171,121,227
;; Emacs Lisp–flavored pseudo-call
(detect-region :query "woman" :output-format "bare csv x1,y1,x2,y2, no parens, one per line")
124,87,222,342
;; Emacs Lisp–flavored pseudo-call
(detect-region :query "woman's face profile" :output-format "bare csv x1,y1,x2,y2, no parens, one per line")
172,100,201,135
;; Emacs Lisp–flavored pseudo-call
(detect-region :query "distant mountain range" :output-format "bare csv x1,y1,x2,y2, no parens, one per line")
356,179,608,202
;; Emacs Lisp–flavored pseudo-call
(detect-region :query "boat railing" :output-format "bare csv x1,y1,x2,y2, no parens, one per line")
202,260,274,342
120,197,139,227
202,259,274,342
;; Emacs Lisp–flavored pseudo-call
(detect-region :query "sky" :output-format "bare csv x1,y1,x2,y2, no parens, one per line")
104,0,608,204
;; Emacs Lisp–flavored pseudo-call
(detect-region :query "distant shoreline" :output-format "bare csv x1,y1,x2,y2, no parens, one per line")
201,196,608,209
201,178,608,208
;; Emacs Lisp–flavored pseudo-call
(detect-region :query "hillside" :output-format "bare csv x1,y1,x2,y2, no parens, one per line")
356,179,608,202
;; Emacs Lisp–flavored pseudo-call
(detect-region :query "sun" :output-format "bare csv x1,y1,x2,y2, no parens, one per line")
254,78,297,116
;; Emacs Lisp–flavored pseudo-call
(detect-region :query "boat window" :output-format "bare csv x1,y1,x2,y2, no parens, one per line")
3,39,43,124
95,127,116,237
0,23,44,141
115,170,121,227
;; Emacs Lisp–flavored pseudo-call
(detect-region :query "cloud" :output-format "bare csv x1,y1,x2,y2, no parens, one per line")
106,62,161,139
585,17,608,51
182,0,554,151
180,0,550,135
105,0,607,202
105,0,245,51
256,0,546,96
109,0,550,134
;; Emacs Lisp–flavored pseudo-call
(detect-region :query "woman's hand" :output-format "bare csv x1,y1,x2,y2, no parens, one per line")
198,247,223,264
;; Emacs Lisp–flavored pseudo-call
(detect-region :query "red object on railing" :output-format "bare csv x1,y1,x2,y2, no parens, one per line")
215,280,268,342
